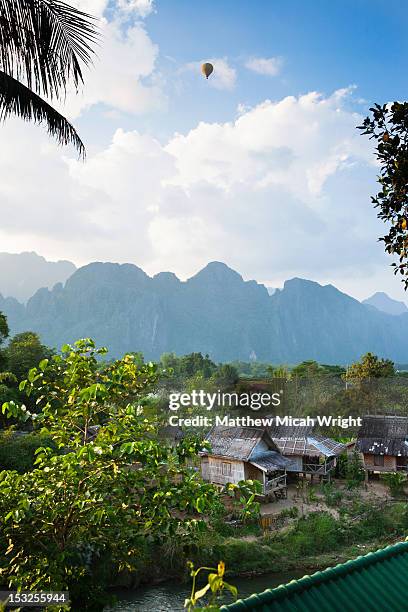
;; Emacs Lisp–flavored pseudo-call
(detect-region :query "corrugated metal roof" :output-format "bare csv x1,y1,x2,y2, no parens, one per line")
249,451,292,472
267,424,314,438
204,426,274,460
272,435,345,458
220,541,408,611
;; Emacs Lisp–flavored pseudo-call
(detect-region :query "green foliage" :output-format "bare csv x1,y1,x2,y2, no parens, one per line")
185,561,237,611
358,102,408,289
161,352,217,381
0,311,9,346
291,360,322,378
0,431,56,473
212,364,239,388
225,480,262,523
0,312,9,371
6,331,53,381
382,472,407,497
345,352,395,382
320,482,343,507
345,452,365,488
288,512,342,555
0,339,221,610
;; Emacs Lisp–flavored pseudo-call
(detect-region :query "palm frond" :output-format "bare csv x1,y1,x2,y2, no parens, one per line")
0,69,85,157
0,0,99,99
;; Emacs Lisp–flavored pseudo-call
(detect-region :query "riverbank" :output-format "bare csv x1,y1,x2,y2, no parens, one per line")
116,497,408,593
107,534,407,612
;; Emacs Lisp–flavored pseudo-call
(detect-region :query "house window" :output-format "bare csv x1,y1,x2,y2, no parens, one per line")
374,455,384,467
222,462,232,476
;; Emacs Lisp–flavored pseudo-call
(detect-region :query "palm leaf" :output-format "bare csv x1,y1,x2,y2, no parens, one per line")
0,69,85,157
0,0,99,99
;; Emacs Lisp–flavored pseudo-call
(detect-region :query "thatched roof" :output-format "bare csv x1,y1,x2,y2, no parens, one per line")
204,426,276,461
356,415,408,456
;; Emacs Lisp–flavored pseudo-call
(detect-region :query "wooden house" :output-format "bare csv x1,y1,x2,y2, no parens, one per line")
200,426,291,498
267,424,346,479
355,415,408,476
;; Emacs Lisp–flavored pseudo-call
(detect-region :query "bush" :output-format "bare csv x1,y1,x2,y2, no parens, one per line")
290,512,342,555
321,482,343,507
345,452,365,489
279,506,299,520
382,472,407,497
0,432,56,473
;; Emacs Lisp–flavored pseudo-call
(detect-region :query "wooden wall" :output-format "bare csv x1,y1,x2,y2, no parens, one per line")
201,455,246,485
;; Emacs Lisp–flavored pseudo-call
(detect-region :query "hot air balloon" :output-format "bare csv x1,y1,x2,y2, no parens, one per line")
201,62,214,79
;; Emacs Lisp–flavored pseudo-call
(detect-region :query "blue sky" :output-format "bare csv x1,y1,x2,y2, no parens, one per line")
1,0,408,303
79,0,408,142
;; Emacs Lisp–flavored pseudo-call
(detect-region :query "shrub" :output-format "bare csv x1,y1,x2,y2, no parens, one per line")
321,482,343,507
290,512,342,554
0,431,56,473
382,472,407,497
345,452,365,489
279,506,299,520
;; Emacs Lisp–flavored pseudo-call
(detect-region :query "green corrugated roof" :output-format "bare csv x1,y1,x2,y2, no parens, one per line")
221,540,408,611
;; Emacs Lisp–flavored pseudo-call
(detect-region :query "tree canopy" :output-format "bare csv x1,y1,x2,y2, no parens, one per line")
358,102,408,289
344,352,395,383
0,339,219,609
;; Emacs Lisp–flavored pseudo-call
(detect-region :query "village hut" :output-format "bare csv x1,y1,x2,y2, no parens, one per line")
200,426,291,498
267,423,346,478
355,415,408,475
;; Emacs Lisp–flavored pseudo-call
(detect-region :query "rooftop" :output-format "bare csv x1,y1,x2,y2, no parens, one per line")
203,426,276,461
356,415,408,456
221,540,408,611
267,424,346,457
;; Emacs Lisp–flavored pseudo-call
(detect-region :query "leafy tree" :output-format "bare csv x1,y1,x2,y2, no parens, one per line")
344,352,395,383
181,353,217,379
320,364,346,377
6,331,52,381
0,311,8,345
0,339,220,610
0,311,9,371
267,364,289,379
291,360,321,378
0,0,98,156
358,103,408,288
212,364,239,388
345,451,365,489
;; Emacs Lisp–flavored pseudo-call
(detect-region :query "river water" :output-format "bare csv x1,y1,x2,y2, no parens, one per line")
107,570,306,611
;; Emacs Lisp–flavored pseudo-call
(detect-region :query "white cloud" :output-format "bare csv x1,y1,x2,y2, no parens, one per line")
245,56,283,76
69,0,154,19
62,20,163,119
117,0,155,17
58,2,163,119
1,87,404,301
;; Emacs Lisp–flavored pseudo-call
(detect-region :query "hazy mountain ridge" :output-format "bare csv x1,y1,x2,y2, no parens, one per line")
0,252,76,302
362,291,408,316
1,260,408,364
